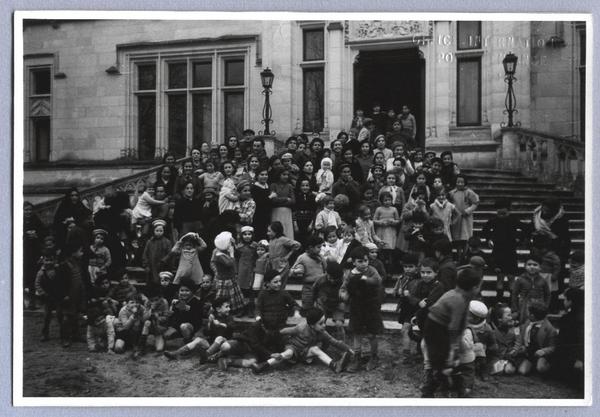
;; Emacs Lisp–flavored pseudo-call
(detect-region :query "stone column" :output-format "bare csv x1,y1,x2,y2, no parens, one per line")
326,22,344,143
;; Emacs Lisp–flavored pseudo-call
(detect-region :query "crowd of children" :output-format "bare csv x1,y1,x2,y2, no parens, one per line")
23,116,585,397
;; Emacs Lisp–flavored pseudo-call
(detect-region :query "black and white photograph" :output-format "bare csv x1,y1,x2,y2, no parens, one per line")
13,12,591,405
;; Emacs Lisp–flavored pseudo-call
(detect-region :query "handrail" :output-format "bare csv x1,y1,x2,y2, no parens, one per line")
31,156,191,225
498,127,585,194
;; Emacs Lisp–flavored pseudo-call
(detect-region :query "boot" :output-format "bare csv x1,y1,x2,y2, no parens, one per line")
207,351,223,363
251,361,270,374
137,335,148,356
420,369,436,398
475,357,488,381
366,354,380,371
198,348,209,365
163,345,191,360
217,357,231,371
346,352,361,373
329,351,351,373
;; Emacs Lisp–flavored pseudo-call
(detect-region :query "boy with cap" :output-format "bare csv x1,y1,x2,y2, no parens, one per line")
88,229,111,285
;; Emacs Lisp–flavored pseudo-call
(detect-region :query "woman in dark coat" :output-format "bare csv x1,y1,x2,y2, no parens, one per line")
335,147,364,183
53,187,92,250
295,160,318,194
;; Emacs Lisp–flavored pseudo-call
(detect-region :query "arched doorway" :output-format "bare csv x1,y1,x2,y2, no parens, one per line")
353,48,425,148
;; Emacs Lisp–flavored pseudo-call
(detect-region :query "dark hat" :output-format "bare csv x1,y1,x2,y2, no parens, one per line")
326,260,344,280
203,187,218,196
456,267,482,291
469,256,486,268
306,307,325,325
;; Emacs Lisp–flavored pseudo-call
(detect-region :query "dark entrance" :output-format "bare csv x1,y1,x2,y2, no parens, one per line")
354,48,425,148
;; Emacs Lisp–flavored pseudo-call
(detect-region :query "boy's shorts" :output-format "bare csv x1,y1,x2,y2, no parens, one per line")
283,344,315,364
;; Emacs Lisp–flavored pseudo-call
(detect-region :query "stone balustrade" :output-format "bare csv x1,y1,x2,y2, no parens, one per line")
30,135,283,225
32,157,191,225
497,127,585,195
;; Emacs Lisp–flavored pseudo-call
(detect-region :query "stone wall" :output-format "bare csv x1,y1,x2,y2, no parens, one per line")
529,21,584,139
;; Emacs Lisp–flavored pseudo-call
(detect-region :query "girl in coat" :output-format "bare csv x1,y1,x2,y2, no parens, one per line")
212,231,247,315
269,169,296,239
449,175,480,253
236,226,258,312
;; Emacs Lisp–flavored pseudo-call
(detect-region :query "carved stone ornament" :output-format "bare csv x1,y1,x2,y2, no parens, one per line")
30,98,51,117
345,20,432,44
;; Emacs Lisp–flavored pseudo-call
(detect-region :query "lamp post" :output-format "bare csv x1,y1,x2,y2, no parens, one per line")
502,52,519,127
260,67,275,136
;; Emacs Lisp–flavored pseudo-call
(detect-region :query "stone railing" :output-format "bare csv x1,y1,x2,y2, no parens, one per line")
497,127,585,194
32,157,191,225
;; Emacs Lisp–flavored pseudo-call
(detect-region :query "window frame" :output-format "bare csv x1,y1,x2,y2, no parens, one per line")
456,56,482,127
128,46,250,160
456,21,482,51
25,61,53,163
299,23,327,134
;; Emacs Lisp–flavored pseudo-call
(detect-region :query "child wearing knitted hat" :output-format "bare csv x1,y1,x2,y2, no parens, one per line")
453,300,489,397
88,229,111,285
142,219,172,285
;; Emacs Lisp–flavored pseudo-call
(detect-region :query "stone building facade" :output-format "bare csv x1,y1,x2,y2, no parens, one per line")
22,19,586,167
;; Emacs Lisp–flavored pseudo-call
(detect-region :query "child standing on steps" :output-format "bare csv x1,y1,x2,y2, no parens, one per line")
393,252,421,358
373,191,401,272
342,246,384,372
236,226,258,315
88,229,112,285
212,231,248,317
482,199,529,303
511,255,550,324
290,235,326,311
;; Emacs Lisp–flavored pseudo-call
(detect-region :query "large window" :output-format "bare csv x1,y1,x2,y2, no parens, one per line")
133,53,246,159
28,66,52,162
302,27,325,133
456,21,482,126
456,58,481,126
457,21,482,50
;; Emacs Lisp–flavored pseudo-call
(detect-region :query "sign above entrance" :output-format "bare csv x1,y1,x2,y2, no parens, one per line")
345,21,432,44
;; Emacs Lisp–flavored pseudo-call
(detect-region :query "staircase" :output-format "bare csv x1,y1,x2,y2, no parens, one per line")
283,168,584,331
28,167,584,332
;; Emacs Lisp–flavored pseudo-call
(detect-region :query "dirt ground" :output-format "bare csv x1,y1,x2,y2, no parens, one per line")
21,315,582,398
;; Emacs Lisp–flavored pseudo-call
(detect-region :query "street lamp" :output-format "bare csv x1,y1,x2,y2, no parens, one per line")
260,67,275,136
502,52,519,127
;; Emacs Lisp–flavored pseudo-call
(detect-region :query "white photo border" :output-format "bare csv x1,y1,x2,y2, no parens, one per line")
7,4,596,413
